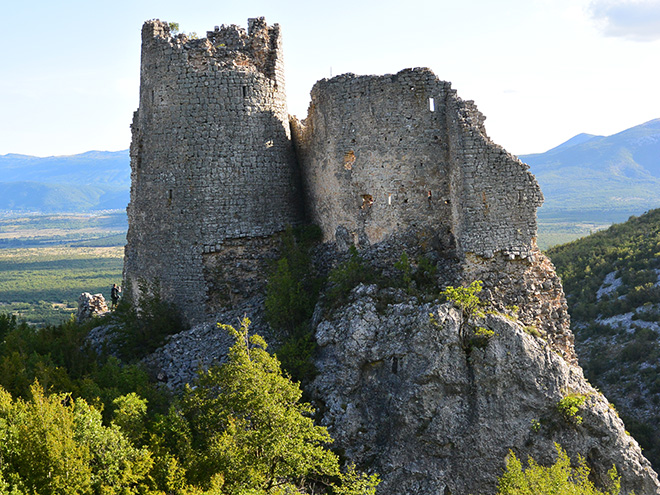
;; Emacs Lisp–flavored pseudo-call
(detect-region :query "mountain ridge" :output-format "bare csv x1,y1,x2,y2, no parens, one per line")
0,150,130,212
520,118,660,226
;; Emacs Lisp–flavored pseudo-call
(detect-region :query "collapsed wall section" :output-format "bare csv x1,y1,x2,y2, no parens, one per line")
292,69,454,248
293,68,574,361
124,18,302,323
292,68,543,257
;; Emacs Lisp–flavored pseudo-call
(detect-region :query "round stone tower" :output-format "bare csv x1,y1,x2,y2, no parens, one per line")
124,18,302,323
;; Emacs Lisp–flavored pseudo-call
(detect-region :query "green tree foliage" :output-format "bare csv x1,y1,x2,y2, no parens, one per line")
440,281,490,350
265,226,322,335
111,279,188,361
0,314,379,494
547,209,660,321
547,208,660,470
264,225,323,384
182,319,379,494
393,252,438,297
556,393,587,426
0,382,152,495
497,444,621,495
325,246,377,311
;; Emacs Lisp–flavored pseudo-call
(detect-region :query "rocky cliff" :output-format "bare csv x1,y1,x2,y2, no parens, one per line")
143,243,660,494
311,282,660,494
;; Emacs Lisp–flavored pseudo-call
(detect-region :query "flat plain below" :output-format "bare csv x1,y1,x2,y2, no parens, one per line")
0,246,124,325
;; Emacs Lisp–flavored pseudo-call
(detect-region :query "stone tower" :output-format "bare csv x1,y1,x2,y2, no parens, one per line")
124,18,302,323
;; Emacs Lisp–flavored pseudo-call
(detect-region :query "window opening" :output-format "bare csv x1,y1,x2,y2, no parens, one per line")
388,195,392,205
361,194,374,209
242,86,248,98
429,97,435,112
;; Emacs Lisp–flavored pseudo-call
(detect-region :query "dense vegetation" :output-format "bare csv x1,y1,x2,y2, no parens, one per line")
547,208,660,471
497,444,622,495
0,311,379,494
547,208,660,321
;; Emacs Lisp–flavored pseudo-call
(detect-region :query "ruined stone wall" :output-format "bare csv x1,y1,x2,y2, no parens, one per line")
292,68,573,360
292,68,542,259
292,69,454,248
124,18,302,323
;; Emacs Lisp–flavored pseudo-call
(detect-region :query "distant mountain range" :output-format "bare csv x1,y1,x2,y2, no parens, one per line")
0,150,130,212
520,118,660,224
2,119,659,217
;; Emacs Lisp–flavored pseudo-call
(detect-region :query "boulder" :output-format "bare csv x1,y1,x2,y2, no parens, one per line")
77,292,109,323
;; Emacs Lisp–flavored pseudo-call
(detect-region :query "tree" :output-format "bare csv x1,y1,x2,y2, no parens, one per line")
0,382,152,495
440,280,488,349
182,318,379,494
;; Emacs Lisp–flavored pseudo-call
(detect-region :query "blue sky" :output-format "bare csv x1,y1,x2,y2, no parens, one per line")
1,0,659,157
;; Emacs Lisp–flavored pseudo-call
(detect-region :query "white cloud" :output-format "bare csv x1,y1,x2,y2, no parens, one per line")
589,0,660,41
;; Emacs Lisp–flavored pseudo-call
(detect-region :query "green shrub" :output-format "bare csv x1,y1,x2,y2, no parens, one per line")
557,393,587,425
264,225,323,384
325,246,378,310
393,252,438,297
469,326,495,350
265,226,322,335
0,382,153,495
497,443,621,495
441,281,489,350
111,279,187,361
181,319,379,494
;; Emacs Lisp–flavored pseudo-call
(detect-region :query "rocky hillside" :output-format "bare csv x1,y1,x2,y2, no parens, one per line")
547,208,660,473
311,282,658,495
142,233,660,494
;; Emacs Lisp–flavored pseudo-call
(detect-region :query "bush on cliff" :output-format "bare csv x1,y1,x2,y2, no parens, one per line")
497,444,621,495
265,225,323,384
111,279,188,361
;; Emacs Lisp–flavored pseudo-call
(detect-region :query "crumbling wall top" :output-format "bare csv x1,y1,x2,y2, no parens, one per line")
141,18,283,81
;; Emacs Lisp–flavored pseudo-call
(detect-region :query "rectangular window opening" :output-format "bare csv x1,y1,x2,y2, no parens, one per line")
429,97,435,112
242,86,248,98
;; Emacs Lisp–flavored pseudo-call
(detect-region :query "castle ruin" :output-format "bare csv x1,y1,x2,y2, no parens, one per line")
124,18,573,361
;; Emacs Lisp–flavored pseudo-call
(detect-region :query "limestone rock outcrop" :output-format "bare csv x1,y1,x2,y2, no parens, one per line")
77,292,109,323
311,283,660,495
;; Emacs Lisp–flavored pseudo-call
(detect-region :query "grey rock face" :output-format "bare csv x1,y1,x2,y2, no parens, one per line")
311,284,660,495
143,296,273,389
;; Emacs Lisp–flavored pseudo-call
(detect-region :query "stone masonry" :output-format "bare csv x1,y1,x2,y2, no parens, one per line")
124,18,573,360
292,69,573,361
124,19,302,322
